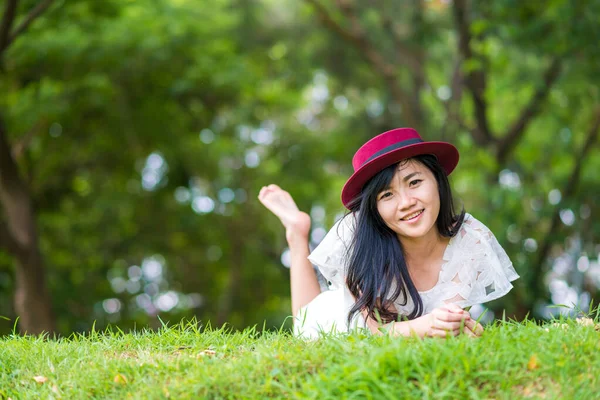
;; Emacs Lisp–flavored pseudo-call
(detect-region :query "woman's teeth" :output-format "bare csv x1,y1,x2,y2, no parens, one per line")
402,210,423,221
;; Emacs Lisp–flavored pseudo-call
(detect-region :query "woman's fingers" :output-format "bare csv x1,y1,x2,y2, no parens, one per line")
465,319,484,336
427,306,479,338
443,303,466,314
430,319,483,337
425,306,483,338
462,326,477,337
432,319,462,332
434,309,470,323
429,323,480,338
430,313,464,333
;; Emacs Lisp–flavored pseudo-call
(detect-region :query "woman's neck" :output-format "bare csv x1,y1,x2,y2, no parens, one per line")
400,232,449,271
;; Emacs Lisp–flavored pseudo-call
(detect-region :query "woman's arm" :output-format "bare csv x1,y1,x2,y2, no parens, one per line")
286,233,321,317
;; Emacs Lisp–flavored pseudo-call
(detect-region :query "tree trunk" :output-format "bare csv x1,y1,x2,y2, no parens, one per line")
0,117,55,335
13,239,55,335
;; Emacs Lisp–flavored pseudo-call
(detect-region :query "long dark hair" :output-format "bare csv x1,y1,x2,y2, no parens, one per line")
344,154,465,325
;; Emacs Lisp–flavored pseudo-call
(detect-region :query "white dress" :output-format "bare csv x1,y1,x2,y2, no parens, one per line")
294,213,520,339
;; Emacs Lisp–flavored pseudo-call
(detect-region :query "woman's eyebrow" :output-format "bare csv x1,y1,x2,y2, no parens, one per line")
402,172,422,182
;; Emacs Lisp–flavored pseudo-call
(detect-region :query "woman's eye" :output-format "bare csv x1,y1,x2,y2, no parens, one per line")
379,192,392,200
409,179,423,187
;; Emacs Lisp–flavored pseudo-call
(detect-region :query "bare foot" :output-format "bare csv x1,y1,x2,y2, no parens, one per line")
258,184,311,243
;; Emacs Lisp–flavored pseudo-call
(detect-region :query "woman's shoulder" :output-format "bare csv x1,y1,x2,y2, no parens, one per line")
315,213,357,251
446,212,516,276
454,213,496,242
460,212,486,229
445,212,509,264
333,212,357,237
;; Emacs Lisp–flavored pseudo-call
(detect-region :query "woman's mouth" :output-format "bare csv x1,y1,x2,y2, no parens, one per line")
401,209,424,221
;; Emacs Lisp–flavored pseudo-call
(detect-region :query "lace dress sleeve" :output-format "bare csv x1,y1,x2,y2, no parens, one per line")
307,215,356,290
419,214,520,311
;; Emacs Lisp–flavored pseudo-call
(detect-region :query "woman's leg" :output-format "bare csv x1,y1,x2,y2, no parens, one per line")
258,184,321,317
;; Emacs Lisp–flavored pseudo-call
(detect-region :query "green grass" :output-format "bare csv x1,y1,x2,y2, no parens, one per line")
1,318,599,399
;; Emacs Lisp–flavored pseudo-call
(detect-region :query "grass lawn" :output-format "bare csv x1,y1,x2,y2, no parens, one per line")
1,317,599,399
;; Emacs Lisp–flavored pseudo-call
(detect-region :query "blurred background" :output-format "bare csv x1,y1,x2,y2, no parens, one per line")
0,0,599,336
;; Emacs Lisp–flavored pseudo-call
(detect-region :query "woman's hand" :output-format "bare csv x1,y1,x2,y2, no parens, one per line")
363,303,484,338
419,303,473,338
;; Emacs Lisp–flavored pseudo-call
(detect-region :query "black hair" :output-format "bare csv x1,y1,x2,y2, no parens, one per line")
344,154,465,325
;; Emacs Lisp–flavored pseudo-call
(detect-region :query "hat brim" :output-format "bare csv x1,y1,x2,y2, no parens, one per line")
341,141,459,208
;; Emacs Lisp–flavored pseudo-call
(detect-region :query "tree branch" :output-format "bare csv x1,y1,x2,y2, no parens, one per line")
0,115,35,249
452,0,494,146
0,0,55,57
496,58,562,164
440,59,468,140
12,118,46,160
0,0,19,56
530,106,600,301
305,0,421,129
376,0,425,81
0,219,21,255
408,0,426,129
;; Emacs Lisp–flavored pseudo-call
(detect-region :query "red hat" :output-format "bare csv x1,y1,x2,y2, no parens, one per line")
341,128,459,209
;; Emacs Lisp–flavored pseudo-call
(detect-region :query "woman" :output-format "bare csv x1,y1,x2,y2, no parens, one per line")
258,128,519,339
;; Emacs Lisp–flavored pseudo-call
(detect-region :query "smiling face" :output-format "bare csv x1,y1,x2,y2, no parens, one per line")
375,159,441,244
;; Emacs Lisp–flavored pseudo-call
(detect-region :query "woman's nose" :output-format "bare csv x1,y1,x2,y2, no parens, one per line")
396,189,416,210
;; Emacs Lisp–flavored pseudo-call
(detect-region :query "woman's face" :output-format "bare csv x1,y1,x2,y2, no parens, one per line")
375,159,440,243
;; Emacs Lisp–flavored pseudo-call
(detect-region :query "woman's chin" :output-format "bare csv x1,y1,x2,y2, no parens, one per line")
394,218,438,241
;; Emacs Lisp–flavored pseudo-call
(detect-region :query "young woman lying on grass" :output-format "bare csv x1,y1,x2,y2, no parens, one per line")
259,128,519,339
